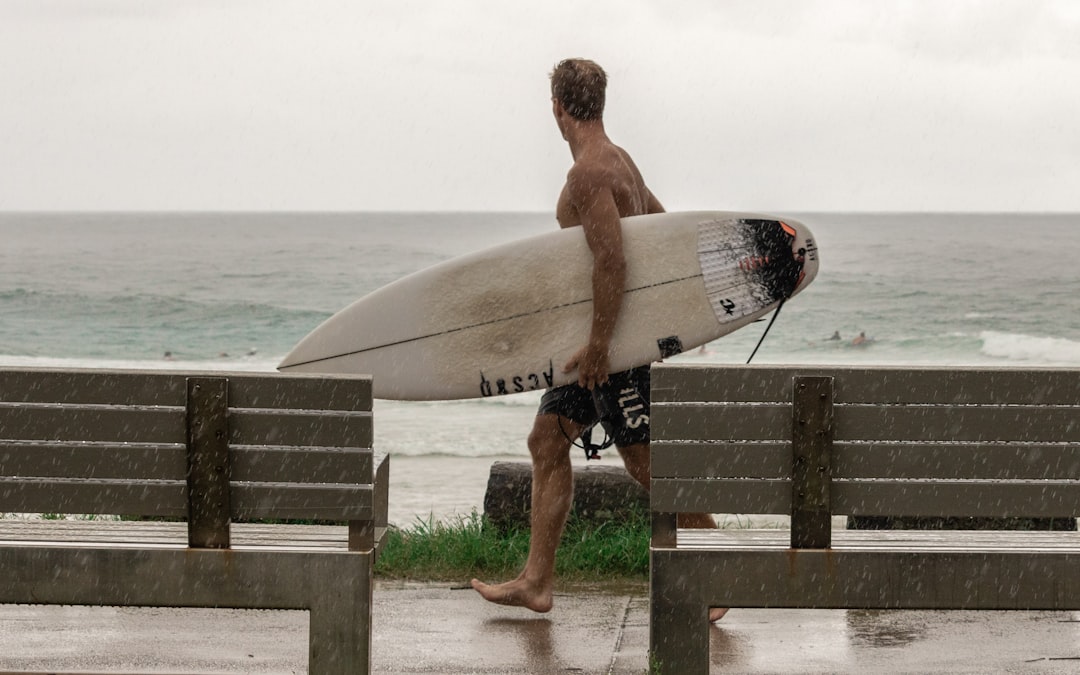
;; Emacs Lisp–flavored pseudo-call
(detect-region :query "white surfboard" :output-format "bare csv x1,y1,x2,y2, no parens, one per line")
279,211,819,400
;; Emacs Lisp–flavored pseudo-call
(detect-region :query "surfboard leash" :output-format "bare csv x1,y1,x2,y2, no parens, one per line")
745,298,786,364
557,416,613,461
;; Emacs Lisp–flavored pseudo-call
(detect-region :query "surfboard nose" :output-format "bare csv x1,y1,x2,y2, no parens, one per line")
785,218,819,296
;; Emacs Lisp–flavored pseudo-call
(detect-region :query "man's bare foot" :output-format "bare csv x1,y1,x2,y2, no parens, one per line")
470,577,554,613
709,607,729,622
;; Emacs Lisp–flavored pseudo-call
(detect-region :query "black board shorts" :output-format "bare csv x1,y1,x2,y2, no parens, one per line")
537,365,651,448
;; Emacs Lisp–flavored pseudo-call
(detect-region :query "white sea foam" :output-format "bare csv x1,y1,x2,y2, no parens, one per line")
979,331,1080,366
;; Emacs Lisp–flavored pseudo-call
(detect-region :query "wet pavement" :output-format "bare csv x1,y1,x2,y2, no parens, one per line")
2,579,1080,673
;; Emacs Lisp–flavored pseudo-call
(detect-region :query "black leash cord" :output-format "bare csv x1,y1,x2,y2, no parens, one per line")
746,298,786,364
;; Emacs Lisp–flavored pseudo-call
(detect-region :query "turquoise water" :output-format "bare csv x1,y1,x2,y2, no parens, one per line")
3,211,1077,522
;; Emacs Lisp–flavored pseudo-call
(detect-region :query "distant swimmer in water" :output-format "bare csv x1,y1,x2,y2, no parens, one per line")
827,331,841,341
163,351,175,361
851,331,869,347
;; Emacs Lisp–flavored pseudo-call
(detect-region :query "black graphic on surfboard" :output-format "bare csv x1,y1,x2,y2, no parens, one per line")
736,219,807,305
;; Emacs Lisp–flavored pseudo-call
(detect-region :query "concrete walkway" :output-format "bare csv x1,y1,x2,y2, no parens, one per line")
2,580,1080,673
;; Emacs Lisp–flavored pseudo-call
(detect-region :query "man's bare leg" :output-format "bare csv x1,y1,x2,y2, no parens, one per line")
471,413,583,612
617,442,729,622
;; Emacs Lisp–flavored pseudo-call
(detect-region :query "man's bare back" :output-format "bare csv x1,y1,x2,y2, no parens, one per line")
555,144,659,229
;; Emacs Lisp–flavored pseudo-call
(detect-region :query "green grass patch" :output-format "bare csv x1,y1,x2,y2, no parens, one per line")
374,509,649,582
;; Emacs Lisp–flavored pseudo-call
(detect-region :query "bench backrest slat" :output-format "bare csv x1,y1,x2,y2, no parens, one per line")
0,443,186,479
0,368,370,410
652,365,1080,405
653,442,1080,481
0,368,374,521
232,483,373,520
0,405,185,444
0,478,373,520
231,409,371,448
0,443,374,484
654,403,1079,444
652,477,1080,519
834,481,1080,519
0,477,189,517
651,364,1080,519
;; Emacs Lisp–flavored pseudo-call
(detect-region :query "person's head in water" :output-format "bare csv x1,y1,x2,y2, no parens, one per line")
550,59,607,122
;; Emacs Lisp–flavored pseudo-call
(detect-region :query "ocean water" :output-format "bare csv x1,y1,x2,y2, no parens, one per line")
2,212,1078,524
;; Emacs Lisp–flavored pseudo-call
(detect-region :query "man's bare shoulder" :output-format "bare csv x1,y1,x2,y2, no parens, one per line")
566,154,615,182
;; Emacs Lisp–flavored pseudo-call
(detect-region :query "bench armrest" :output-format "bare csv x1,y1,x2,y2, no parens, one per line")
348,452,390,555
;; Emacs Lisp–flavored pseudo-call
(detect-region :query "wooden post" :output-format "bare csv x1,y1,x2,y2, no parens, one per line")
186,377,231,549
651,511,678,548
791,375,833,549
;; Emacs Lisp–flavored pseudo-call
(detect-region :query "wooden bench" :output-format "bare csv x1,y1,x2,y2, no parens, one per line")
0,367,388,674
649,364,1080,674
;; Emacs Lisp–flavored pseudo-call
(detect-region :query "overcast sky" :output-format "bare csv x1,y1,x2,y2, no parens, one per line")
2,0,1078,212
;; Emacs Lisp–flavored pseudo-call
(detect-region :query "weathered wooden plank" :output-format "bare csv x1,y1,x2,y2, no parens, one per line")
0,369,187,406
232,447,374,484
650,478,790,514
651,477,1080,519
0,478,373,520
0,404,185,444
651,442,790,479
837,405,1080,443
350,453,389,552
671,528,1080,551
227,373,372,412
835,442,1080,480
651,403,789,442
230,410,373,448
0,545,376,672
0,443,374,484
0,478,188,516
791,376,833,549
652,546,1080,609
652,402,1080,443
652,441,1080,481
0,520,352,549
0,368,372,411
833,480,1080,518
231,483,373,521
0,442,186,479
652,364,1080,405
650,542,1080,673
186,377,231,549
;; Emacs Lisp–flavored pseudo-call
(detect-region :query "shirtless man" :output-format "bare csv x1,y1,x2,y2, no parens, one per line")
471,59,725,622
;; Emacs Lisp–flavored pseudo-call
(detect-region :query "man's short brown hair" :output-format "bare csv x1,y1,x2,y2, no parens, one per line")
550,59,607,121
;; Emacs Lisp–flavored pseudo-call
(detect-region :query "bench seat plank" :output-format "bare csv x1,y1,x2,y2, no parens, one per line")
0,520,361,550
670,528,1080,552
